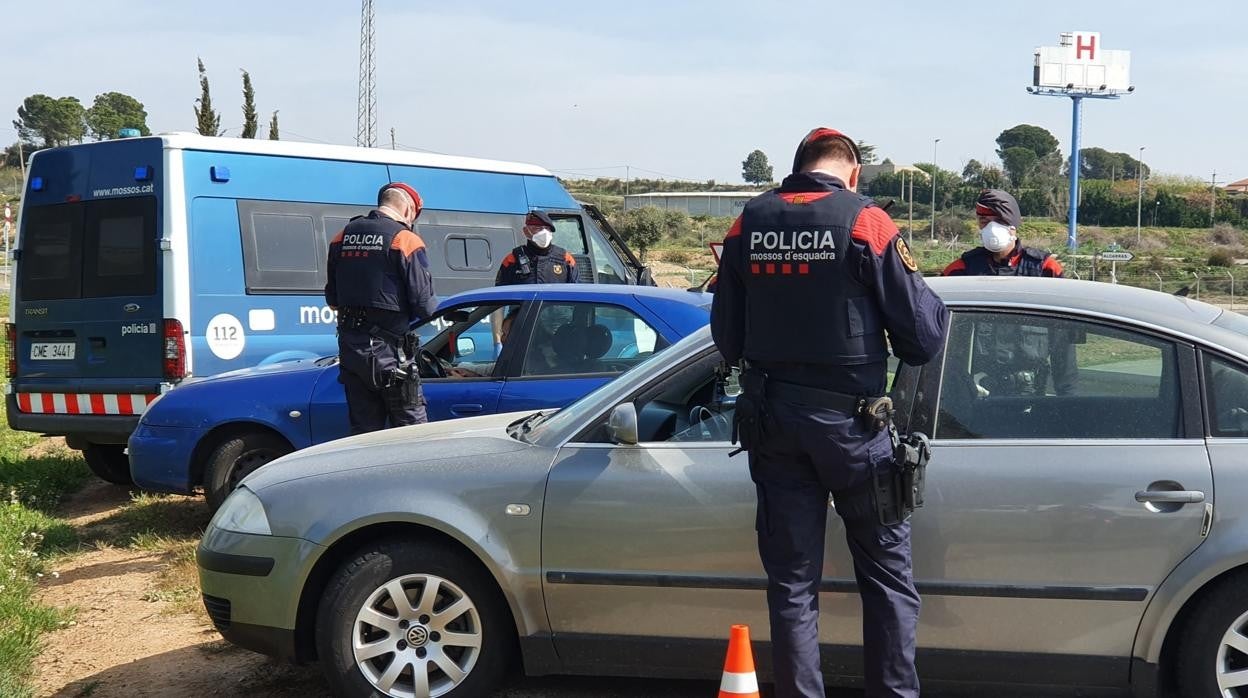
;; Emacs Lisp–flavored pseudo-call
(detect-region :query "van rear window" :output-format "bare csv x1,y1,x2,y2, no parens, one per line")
19,197,157,301
19,203,84,301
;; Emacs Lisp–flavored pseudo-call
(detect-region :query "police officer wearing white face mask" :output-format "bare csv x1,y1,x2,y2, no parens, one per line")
942,189,1064,277
944,189,1076,396
495,210,580,286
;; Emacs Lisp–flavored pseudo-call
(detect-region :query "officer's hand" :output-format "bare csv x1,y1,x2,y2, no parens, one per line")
494,342,504,358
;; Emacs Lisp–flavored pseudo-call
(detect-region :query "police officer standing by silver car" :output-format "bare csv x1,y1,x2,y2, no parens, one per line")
326,182,437,434
711,128,949,698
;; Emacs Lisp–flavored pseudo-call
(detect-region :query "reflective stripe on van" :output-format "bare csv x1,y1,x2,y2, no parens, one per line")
15,392,159,415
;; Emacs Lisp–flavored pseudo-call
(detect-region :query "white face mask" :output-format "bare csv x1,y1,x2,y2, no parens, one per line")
980,221,1015,253
530,229,553,249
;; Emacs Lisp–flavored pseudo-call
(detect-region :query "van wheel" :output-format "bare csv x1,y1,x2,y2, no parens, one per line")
316,538,512,698
204,432,291,512
1176,574,1248,697
82,444,134,485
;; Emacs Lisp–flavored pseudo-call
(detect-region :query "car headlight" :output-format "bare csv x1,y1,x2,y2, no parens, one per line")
210,486,272,535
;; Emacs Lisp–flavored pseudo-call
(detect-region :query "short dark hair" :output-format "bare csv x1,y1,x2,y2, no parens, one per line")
796,137,857,172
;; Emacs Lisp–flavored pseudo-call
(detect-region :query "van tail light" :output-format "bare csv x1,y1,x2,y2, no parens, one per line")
6,324,15,378
163,319,186,380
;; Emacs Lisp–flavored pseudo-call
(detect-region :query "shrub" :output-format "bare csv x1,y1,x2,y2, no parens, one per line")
1208,248,1236,267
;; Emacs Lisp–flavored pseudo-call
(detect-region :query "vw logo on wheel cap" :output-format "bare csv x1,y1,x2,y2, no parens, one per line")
406,625,430,647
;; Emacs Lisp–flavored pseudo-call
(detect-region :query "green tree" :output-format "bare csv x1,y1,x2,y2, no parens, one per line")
194,58,222,137
995,124,1060,160
741,149,773,185
4,141,38,169
85,92,149,140
14,94,86,147
856,140,878,165
268,110,280,140
240,70,258,138
617,206,666,261
1000,147,1039,187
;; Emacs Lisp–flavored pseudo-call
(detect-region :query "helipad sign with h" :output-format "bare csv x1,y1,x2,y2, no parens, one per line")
1030,31,1134,253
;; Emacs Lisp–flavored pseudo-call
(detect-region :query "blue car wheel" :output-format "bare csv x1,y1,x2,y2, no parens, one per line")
204,431,292,512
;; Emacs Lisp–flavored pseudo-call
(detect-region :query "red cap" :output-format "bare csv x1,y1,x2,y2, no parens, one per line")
378,182,423,219
792,127,861,173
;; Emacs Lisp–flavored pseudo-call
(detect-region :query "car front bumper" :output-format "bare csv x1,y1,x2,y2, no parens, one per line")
128,422,205,493
197,525,324,660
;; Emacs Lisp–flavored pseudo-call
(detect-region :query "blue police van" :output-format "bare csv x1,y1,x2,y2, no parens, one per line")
7,133,651,483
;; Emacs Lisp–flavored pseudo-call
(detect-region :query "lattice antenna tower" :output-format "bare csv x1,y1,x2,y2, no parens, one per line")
355,0,377,147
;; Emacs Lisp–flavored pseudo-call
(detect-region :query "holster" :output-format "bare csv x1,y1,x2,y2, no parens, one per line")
871,428,931,526
729,366,769,457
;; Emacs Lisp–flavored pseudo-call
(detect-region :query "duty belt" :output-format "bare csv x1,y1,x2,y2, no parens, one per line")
337,307,405,344
764,380,893,431
765,380,864,415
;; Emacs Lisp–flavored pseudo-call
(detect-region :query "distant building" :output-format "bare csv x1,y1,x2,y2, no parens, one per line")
623,191,760,217
1226,178,1248,195
859,161,926,188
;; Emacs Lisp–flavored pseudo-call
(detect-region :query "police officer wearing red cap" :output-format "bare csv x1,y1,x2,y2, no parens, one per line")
326,182,438,434
495,210,579,286
712,128,949,697
942,189,1063,277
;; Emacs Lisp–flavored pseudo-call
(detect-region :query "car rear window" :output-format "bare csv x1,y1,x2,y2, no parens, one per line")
19,196,157,300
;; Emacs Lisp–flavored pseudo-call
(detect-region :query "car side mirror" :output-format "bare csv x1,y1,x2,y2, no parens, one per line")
606,403,639,445
456,337,476,357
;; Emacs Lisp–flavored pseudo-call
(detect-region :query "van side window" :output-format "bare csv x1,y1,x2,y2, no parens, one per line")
445,236,494,271
241,212,322,292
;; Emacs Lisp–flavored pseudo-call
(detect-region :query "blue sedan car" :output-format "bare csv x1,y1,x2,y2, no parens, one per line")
129,285,711,509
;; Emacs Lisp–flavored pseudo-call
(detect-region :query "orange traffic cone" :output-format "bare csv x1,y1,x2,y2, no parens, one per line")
718,624,760,698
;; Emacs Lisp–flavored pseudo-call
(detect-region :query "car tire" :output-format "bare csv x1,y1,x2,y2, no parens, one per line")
1176,574,1248,697
203,432,291,512
82,444,134,485
315,538,512,698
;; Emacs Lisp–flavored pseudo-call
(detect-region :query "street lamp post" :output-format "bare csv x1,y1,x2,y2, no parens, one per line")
1136,146,1145,244
1153,199,1160,227
930,138,940,240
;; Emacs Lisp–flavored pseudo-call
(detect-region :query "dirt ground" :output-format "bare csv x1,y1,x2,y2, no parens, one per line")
32,480,329,698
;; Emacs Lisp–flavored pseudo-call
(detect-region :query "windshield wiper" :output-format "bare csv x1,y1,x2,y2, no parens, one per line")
508,410,548,439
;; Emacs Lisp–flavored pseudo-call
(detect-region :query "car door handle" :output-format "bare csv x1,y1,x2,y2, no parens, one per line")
451,403,483,415
1135,490,1205,504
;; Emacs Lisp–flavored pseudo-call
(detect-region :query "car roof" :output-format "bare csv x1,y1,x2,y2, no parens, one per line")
929,276,1248,356
438,284,713,310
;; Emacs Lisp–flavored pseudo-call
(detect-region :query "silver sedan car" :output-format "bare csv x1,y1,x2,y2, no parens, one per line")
198,277,1248,698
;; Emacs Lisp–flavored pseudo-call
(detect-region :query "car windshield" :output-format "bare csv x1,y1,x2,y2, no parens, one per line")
515,327,712,444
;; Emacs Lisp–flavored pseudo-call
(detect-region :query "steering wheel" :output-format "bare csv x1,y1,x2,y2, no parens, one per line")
419,349,446,378
688,406,731,441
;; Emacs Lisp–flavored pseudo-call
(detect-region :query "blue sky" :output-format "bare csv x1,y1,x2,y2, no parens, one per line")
2,1,1244,184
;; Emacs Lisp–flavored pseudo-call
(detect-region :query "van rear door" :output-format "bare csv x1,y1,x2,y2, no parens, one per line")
15,194,163,405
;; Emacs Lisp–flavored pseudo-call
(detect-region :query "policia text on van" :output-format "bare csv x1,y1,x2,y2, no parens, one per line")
7,134,652,484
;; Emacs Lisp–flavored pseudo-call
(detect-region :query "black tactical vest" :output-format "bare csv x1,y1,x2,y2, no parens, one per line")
960,246,1047,276
331,211,409,313
737,185,888,366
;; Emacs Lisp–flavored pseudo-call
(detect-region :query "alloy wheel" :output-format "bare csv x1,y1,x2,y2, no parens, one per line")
351,573,483,698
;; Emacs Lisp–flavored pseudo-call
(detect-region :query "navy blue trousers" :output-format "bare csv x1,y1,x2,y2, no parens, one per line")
338,330,427,434
750,398,920,698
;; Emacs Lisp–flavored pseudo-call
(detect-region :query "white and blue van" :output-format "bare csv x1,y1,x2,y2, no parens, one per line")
7,134,649,482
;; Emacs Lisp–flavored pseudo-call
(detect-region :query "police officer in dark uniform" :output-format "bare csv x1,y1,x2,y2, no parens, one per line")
711,128,949,698
495,210,579,285
944,189,1075,396
942,189,1064,277
326,182,437,434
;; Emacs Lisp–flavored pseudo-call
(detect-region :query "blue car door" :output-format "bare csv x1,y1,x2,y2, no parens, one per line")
495,299,672,414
